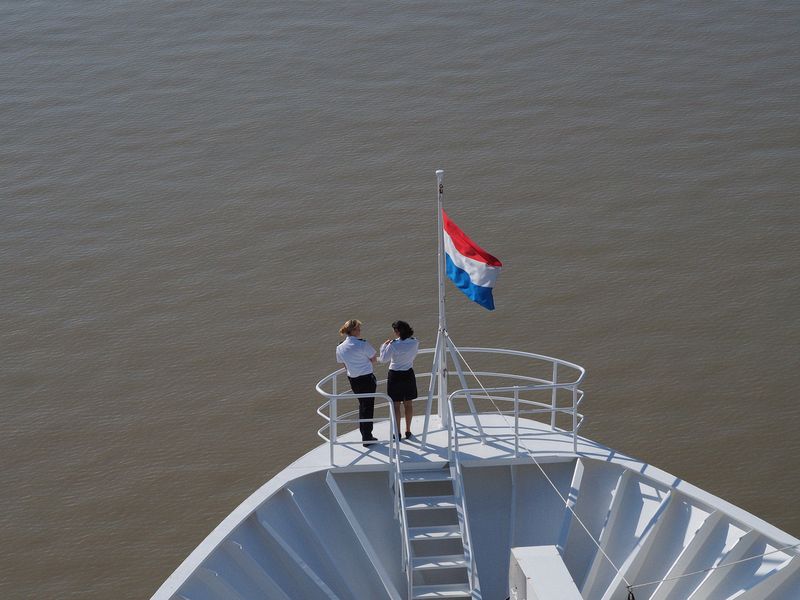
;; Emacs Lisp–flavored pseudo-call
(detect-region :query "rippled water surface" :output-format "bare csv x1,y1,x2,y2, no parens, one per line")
1,1,798,598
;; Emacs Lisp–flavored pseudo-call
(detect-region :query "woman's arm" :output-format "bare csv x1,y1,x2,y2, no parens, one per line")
378,340,393,363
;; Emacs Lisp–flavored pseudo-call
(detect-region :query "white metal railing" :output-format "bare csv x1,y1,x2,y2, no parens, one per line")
316,348,585,455
441,347,585,452
395,443,413,599
446,398,478,595
447,383,586,454
316,368,415,465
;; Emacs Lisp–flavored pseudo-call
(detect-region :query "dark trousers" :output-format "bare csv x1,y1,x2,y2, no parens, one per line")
348,373,376,440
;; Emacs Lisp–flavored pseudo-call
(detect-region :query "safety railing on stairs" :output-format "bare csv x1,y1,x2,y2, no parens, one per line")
395,455,413,600
446,398,478,597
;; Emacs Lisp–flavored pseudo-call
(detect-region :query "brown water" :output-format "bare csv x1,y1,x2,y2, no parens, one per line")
1,1,798,598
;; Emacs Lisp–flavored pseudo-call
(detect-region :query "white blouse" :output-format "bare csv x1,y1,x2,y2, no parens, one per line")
379,337,419,371
336,336,376,377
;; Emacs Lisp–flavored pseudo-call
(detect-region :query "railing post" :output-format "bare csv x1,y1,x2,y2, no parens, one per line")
514,388,519,458
447,401,453,455
422,347,440,447
330,377,338,466
572,385,578,455
388,399,397,480
551,362,558,430
452,398,459,457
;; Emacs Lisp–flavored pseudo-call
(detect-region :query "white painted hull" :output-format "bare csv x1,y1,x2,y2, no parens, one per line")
152,416,800,600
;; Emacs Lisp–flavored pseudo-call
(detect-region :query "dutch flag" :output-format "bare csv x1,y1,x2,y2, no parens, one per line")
443,210,502,310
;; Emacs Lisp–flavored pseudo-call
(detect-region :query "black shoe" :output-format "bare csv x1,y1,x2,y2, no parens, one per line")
362,440,377,448
405,431,414,440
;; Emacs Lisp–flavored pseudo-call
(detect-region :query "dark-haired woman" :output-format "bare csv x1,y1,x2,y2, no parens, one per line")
379,320,419,440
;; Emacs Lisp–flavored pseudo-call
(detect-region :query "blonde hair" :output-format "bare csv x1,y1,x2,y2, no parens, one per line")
339,319,362,336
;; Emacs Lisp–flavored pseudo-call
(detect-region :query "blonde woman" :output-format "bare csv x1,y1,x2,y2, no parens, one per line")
336,319,378,448
379,320,419,440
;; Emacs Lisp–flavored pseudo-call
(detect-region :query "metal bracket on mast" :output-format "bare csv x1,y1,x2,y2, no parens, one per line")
420,329,441,447
445,334,486,444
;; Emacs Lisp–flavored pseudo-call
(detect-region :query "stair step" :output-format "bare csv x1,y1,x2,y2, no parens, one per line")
402,469,452,483
409,525,462,541
412,554,468,571
405,496,458,511
412,582,471,598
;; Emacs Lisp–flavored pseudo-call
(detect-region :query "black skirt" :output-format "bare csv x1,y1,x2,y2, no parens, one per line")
387,368,417,402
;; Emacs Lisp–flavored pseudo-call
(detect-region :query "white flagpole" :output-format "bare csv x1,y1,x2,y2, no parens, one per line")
435,169,448,426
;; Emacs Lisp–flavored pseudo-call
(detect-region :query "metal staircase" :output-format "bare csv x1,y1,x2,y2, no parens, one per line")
398,465,472,600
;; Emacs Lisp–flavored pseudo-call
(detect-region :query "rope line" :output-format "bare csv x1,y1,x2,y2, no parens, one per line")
446,334,632,589
626,542,800,591
445,335,800,597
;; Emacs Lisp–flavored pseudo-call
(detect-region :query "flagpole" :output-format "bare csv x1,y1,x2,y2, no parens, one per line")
435,169,448,426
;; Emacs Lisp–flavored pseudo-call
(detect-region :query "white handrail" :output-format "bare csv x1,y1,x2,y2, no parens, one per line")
384,401,412,598
446,397,478,595
448,347,585,382
448,387,585,453
316,348,584,443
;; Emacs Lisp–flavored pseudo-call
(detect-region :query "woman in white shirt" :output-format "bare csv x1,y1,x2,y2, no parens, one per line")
336,319,378,447
379,320,419,440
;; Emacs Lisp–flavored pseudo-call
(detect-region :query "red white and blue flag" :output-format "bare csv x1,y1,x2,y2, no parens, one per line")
442,210,502,310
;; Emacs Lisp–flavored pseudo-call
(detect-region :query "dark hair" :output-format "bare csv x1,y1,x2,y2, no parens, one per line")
392,320,414,340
